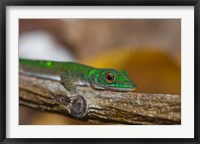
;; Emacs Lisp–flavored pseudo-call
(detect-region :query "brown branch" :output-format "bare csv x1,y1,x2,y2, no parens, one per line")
19,73,181,125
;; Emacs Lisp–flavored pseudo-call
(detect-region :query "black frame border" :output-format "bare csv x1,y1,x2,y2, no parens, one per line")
0,0,200,144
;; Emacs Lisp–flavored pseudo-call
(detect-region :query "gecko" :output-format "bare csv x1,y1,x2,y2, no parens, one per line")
19,58,137,93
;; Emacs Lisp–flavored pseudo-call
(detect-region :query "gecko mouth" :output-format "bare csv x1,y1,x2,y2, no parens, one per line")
111,82,137,91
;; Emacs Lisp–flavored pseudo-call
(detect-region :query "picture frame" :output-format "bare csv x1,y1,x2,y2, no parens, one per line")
0,0,200,143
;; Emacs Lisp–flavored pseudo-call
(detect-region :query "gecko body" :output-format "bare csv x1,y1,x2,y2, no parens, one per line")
19,59,137,93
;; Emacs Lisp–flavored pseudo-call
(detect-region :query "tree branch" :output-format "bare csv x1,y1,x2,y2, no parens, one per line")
19,72,181,125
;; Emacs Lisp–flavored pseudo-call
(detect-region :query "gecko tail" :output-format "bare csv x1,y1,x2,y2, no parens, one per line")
19,70,61,81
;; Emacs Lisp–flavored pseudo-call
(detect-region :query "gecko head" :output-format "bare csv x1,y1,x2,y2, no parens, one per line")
93,69,137,91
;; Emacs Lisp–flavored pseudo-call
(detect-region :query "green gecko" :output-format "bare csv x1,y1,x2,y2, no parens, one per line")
19,58,137,93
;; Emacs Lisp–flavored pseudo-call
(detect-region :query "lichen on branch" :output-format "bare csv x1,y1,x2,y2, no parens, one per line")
19,73,181,125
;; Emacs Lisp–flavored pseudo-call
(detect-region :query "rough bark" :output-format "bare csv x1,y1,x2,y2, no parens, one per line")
19,73,181,125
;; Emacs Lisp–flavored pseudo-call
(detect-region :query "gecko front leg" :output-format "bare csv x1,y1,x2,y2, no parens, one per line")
60,72,77,95
91,82,105,90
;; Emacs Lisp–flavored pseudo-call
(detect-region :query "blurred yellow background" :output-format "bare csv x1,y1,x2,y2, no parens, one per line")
19,19,181,125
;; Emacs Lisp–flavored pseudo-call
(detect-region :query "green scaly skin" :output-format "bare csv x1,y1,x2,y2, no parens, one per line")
19,58,137,93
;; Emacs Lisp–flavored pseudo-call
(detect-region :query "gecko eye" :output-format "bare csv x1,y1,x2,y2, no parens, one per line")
105,72,115,83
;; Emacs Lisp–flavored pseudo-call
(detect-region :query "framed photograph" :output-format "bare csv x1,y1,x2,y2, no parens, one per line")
1,0,199,143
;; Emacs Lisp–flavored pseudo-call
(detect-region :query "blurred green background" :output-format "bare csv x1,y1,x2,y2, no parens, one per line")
19,19,181,125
